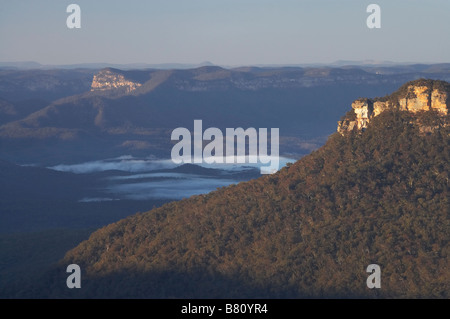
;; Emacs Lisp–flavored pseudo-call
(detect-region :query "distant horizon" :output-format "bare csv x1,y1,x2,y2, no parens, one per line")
1,59,450,71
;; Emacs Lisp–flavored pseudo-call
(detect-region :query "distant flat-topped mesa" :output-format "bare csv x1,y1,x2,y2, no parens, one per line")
90,68,148,93
338,79,450,134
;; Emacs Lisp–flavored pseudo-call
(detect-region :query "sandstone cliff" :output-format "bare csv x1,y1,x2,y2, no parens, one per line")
91,68,142,93
338,79,449,134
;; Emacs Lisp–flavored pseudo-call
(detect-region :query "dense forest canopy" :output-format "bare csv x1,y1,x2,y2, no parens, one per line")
16,80,450,298
49,108,449,298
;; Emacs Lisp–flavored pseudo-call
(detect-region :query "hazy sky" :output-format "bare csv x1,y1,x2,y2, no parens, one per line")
0,0,449,66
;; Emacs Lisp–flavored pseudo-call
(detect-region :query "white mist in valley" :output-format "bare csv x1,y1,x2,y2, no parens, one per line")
48,155,297,201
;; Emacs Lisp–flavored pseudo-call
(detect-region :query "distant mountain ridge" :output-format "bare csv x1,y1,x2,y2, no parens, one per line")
0,61,216,70
88,65,450,94
2,60,450,70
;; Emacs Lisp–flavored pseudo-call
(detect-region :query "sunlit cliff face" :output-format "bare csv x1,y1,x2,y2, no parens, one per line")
91,69,142,93
338,81,449,134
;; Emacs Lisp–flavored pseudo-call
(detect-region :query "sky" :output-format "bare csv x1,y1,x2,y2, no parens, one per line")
0,0,449,66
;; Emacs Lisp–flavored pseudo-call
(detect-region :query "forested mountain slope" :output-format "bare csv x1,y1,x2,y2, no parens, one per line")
39,81,450,298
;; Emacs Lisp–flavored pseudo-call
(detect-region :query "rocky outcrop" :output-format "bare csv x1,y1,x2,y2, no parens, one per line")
430,88,449,114
338,79,449,134
91,69,142,93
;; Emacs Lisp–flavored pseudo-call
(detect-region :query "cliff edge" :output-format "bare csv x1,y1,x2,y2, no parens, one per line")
338,79,449,134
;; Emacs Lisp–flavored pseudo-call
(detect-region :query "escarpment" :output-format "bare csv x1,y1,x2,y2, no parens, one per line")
338,79,449,134
91,68,143,93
